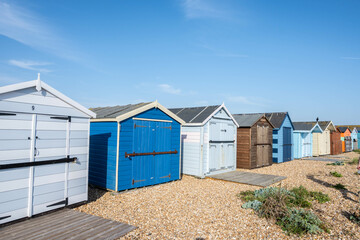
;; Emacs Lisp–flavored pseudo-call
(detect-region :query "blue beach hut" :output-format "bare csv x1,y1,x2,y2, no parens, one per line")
89,101,185,191
293,122,323,159
265,112,294,163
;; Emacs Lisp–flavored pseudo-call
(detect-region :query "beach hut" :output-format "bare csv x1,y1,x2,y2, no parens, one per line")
0,75,95,224
89,101,184,191
312,121,337,156
232,113,274,169
337,127,352,152
169,104,238,178
351,128,358,150
265,112,294,163
330,129,342,155
292,122,323,159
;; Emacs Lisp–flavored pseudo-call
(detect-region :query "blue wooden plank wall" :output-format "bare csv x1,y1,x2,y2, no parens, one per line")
89,122,118,190
272,114,294,163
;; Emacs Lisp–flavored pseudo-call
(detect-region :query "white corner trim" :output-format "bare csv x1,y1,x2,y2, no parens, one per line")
310,122,323,133
0,79,96,118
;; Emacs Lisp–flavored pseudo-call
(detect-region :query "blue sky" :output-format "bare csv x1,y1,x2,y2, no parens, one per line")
0,0,359,124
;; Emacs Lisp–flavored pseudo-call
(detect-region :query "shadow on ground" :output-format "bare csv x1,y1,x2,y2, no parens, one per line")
307,175,359,203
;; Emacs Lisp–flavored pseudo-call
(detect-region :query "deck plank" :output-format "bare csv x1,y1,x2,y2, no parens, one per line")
0,209,136,240
209,171,286,187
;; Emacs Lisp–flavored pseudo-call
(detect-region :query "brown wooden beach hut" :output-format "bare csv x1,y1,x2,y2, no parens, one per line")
233,113,274,169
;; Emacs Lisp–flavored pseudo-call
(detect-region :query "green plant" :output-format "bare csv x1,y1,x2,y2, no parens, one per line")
327,161,344,166
254,187,294,203
330,171,342,177
309,191,330,203
353,149,360,153
241,200,262,211
258,190,289,220
277,208,327,235
348,158,359,165
238,190,255,202
290,186,312,208
332,183,347,190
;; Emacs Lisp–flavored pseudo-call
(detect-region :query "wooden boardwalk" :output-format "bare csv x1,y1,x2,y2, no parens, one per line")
0,209,136,240
209,171,286,187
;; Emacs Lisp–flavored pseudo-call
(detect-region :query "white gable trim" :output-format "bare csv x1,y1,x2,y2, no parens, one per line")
310,122,323,133
115,101,185,125
0,79,96,118
183,103,239,127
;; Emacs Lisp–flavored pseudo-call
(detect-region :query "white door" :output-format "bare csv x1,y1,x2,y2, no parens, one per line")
208,120,235,173
0,113,73,224
32,115,70,215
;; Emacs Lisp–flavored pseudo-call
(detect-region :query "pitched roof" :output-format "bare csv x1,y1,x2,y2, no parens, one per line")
336,125,360,132
0,75,96,118
337,126,349,133
90,101,185,124
293,122,316,131
169,105,220,124
169,104,239,127
232,113,268,127
265,112,289,129
90,103,151,119
295,121,333,131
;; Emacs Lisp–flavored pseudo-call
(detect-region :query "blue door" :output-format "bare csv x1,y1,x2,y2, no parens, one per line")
132,120,173,188
283,127,292,162
154,122,172,184
132,120,156,188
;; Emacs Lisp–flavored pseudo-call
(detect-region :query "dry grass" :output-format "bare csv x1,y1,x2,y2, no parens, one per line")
76,152,360,239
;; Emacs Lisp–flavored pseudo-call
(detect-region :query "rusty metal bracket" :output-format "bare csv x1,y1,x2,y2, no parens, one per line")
125,150,177,158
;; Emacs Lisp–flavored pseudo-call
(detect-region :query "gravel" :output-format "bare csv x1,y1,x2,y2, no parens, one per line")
76,152,360,239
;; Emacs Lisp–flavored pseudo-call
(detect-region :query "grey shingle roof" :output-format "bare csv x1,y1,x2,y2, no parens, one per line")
232,113,264,127
169,105,220,124
293,122,316,131
265,112,288,129
90,102,151,119
337,126,349,133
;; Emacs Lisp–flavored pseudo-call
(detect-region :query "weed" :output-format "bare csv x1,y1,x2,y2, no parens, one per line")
258,190,289,220
353,149,360,153
238,190,255,202
327,161,344,166
278,208,327,235
348,158,359,165
290,186,312,208
242,200,262,211
309,191,331,203
330,171,342,177
332,183,347,190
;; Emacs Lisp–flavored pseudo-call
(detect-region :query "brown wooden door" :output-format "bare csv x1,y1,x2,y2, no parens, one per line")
256,125,270,167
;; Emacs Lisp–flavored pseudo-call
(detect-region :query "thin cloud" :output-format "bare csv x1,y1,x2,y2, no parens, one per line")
9,60,52,73
158,84,181,95
181,0,232,20
226,95,266,106
0,1,78,61
0,75,21,85
341,57,360,60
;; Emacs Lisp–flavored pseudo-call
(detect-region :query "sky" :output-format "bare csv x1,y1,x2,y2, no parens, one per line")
0,0,359,124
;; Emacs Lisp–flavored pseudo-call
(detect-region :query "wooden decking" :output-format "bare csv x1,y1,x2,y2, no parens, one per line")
209,171,286,187
0,208,136,240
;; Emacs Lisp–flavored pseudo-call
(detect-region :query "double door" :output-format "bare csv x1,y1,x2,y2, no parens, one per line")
0,113,73,224
283,127,292,162
256,124,271,167
209,121,235,172
131,120,173,188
